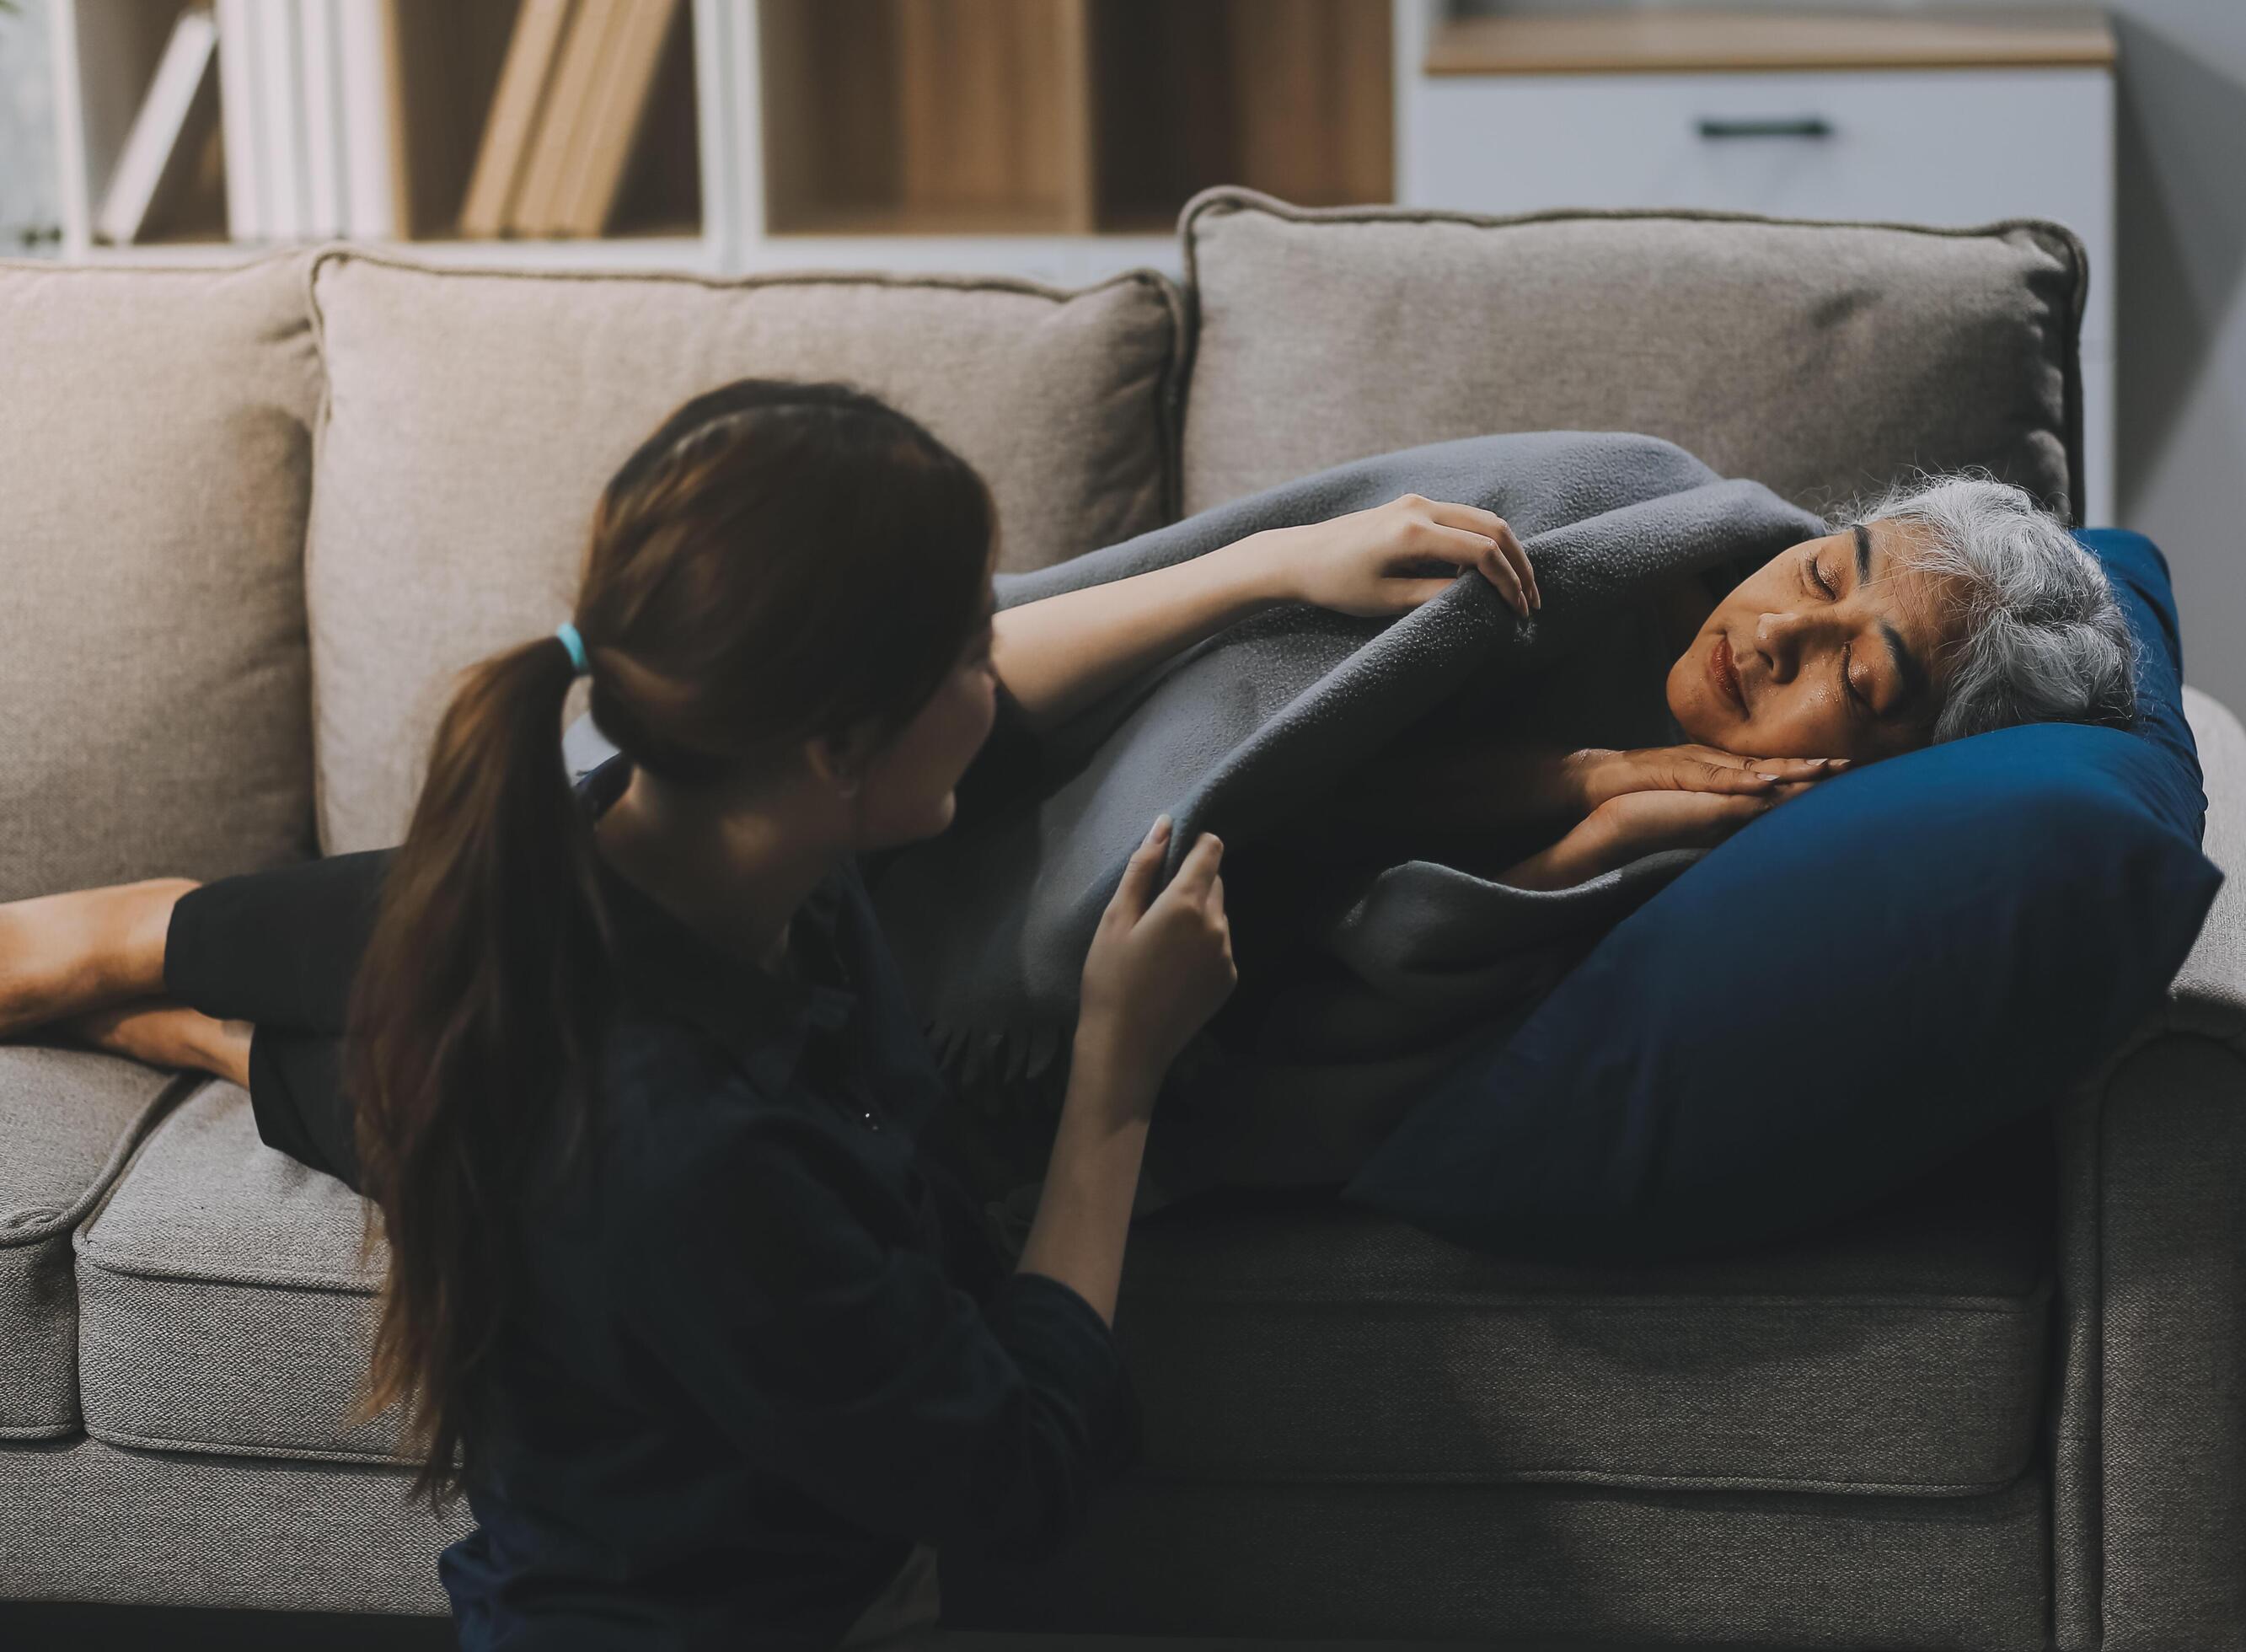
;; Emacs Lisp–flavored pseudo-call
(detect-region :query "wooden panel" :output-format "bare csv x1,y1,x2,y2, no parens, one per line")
763,0,902,223
762,0,1091,234
1427,9,2117,77
1230,0,1391,206
1091,0,1391,227
896,0,1088,217
612,0,704,234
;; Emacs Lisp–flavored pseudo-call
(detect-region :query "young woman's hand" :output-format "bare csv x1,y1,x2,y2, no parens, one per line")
1271,494,1541,620
1075,817,1237,1099
1560,744,1849,815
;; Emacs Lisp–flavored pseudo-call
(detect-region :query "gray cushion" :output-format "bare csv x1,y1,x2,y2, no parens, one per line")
0,1435,465,1613
1178,185,2083,523
0,251,324,903
943,1472,2048,1648
73,1079,401,1464
0,1046,191,1439
304,249,1186,854
1112,1113,2054,1494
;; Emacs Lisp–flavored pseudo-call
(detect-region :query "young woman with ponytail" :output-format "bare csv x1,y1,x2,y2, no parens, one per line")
1,378,1537,1648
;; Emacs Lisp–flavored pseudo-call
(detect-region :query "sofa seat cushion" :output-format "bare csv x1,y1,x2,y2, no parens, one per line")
73,1079,402,1464
0,252,324,902
941,1472,2050,1650
1112,1112,2055,1494
304,249,1186,853
1178,186,2085,523
72,1076,2050,1496
0,1048,193,1439
0,1435,468,1614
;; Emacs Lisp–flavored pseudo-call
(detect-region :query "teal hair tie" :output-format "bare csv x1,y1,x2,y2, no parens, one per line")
554,622,589,677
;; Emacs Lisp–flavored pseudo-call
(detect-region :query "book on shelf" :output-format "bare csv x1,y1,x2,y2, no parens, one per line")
510,0,623,236
461,0,576,239
560,0,683,238
94,5,222,246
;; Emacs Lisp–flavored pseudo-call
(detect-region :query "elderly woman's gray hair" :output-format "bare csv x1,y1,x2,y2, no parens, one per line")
1839,471,2137,744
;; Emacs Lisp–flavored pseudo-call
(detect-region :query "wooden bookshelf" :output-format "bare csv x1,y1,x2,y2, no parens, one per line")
49,0,1402,280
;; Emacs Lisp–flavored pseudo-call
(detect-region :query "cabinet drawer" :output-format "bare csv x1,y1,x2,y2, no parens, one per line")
1409,67,2113,343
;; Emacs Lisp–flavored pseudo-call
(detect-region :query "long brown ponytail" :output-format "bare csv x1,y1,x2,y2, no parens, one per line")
346,380,996,1506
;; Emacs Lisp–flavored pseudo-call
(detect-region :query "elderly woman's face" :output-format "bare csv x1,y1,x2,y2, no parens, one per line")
1664,520,1968,763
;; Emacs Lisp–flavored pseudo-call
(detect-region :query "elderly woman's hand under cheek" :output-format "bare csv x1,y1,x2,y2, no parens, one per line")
1560,744,1849,814
1498,748,1846,891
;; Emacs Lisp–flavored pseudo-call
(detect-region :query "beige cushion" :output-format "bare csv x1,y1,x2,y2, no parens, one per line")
1178,186,2084,524
306,250,1184,854
0,253,323,899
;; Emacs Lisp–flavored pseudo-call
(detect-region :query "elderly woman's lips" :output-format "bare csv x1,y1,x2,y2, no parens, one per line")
1708,634,1745,711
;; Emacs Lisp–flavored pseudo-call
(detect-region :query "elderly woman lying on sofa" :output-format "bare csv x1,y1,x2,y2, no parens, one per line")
0,469,2133,1075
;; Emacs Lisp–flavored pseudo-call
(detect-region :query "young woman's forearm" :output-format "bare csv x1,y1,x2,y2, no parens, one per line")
990,533,1292,732
1011,1027,1160,1328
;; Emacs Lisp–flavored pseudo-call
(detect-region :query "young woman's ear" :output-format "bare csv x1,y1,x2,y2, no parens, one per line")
802,722,878,798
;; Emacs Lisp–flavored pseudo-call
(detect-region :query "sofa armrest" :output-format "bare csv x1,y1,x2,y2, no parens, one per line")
2161,686,2246,1044
2052,684,2246,1652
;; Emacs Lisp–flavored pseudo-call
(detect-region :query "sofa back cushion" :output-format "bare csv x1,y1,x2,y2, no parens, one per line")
1178,187,2084,524
306,251,1184,854
0,254,323,899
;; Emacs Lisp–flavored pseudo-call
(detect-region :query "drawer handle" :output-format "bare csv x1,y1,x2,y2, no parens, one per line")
1695,115,1833,140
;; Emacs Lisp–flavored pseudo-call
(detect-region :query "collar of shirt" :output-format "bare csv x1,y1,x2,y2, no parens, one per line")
575,753,859,1102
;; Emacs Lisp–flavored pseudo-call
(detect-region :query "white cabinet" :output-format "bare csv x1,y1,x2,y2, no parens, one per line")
1403,44,2117,523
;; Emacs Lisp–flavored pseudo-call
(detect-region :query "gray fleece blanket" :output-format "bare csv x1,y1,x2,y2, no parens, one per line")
860,431,1826,1201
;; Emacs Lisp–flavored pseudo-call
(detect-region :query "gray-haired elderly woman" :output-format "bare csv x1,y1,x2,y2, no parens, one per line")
1310,470,2141,890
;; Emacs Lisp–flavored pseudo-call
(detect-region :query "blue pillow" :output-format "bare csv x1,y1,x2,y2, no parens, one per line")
1340,530,2224,1261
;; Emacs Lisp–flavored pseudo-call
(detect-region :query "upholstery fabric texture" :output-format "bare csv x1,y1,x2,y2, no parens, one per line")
72,1081,399,1463
1177,187,2085,525
1112,1113,2052,1494
303,250,1184,852
940,1473,2049,1649
0,252,323,900
0,1435,465,1613
0,1050,194,1439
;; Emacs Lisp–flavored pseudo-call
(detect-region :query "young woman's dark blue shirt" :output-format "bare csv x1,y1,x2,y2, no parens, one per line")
265,685,1141,1650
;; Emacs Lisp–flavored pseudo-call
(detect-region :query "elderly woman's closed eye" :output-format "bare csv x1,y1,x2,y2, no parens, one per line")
1309,471,2140,890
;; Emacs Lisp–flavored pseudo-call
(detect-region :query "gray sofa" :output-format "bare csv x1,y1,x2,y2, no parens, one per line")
3,186,2240,1650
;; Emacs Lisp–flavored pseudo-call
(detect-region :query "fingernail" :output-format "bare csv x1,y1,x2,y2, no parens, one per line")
1151,814,1171,838
1756,772,1782,782
1830,759,1852,769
